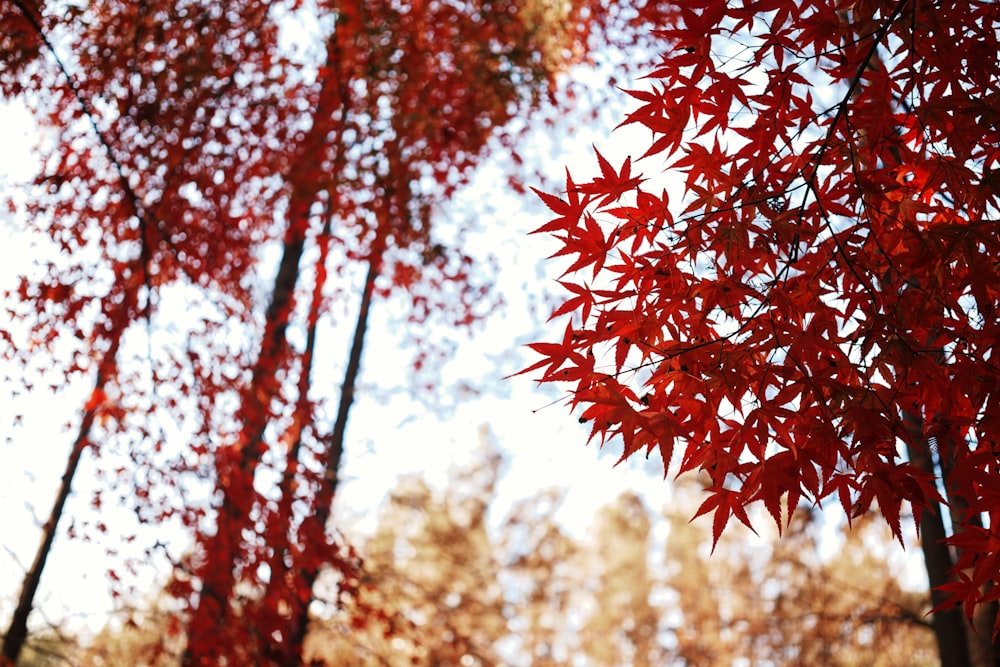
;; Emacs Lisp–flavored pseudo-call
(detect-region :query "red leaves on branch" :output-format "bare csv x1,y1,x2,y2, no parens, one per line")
576,149,645,206
525,0,1000,635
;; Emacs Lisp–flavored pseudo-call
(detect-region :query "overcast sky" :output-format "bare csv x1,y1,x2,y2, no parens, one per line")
0,52,928,638
0,78,705,637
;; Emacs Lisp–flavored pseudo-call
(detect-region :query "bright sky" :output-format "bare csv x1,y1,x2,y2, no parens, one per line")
0,78,701,638
0,48,928,642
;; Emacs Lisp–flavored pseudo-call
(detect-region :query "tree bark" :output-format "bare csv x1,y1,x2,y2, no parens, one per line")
2,326,125,665
834,5,990,661
180,31,348,666
280,243,382,666
903,412,973,667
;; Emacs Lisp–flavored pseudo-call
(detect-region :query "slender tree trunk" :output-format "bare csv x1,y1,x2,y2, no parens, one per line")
181,32,348,666
181,215,303,661
281,241,383,666
180,220,307,665
259,200,335,666
1,402,110,667
903,413,973,667
1,6,147,659
2,319,126,665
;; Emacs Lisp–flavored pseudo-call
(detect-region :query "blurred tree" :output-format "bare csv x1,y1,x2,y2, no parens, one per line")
74,597,184,667
0,1,677,664
302,449,938,666
663,485,936,666
577,494,665,667
9,631,73,667
62,443,937,666
498,488,581,667
305,432,506,666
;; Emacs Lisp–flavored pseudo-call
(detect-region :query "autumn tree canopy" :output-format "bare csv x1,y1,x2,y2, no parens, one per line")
524,0,1000,662
0,0,678,664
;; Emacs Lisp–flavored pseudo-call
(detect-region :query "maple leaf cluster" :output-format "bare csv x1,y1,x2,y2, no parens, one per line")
526,0,1000,629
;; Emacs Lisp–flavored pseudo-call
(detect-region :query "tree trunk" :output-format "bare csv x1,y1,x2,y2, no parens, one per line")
180,32,348,666
2,329,125,665
281,242,382,666
936,433,998,667
2,409,96,666
903,412,973,667
259,199,335,665
834,5,991,660
1,6,146,658
180,222,308,666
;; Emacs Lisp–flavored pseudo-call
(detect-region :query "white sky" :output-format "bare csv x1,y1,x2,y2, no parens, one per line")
0,82,706,637
0,52,928,641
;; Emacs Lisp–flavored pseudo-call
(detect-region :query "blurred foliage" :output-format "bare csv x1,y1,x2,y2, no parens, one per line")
11,631,72,667
36,429,935,666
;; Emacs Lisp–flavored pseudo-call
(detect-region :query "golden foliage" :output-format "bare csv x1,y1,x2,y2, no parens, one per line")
68,441,936,666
